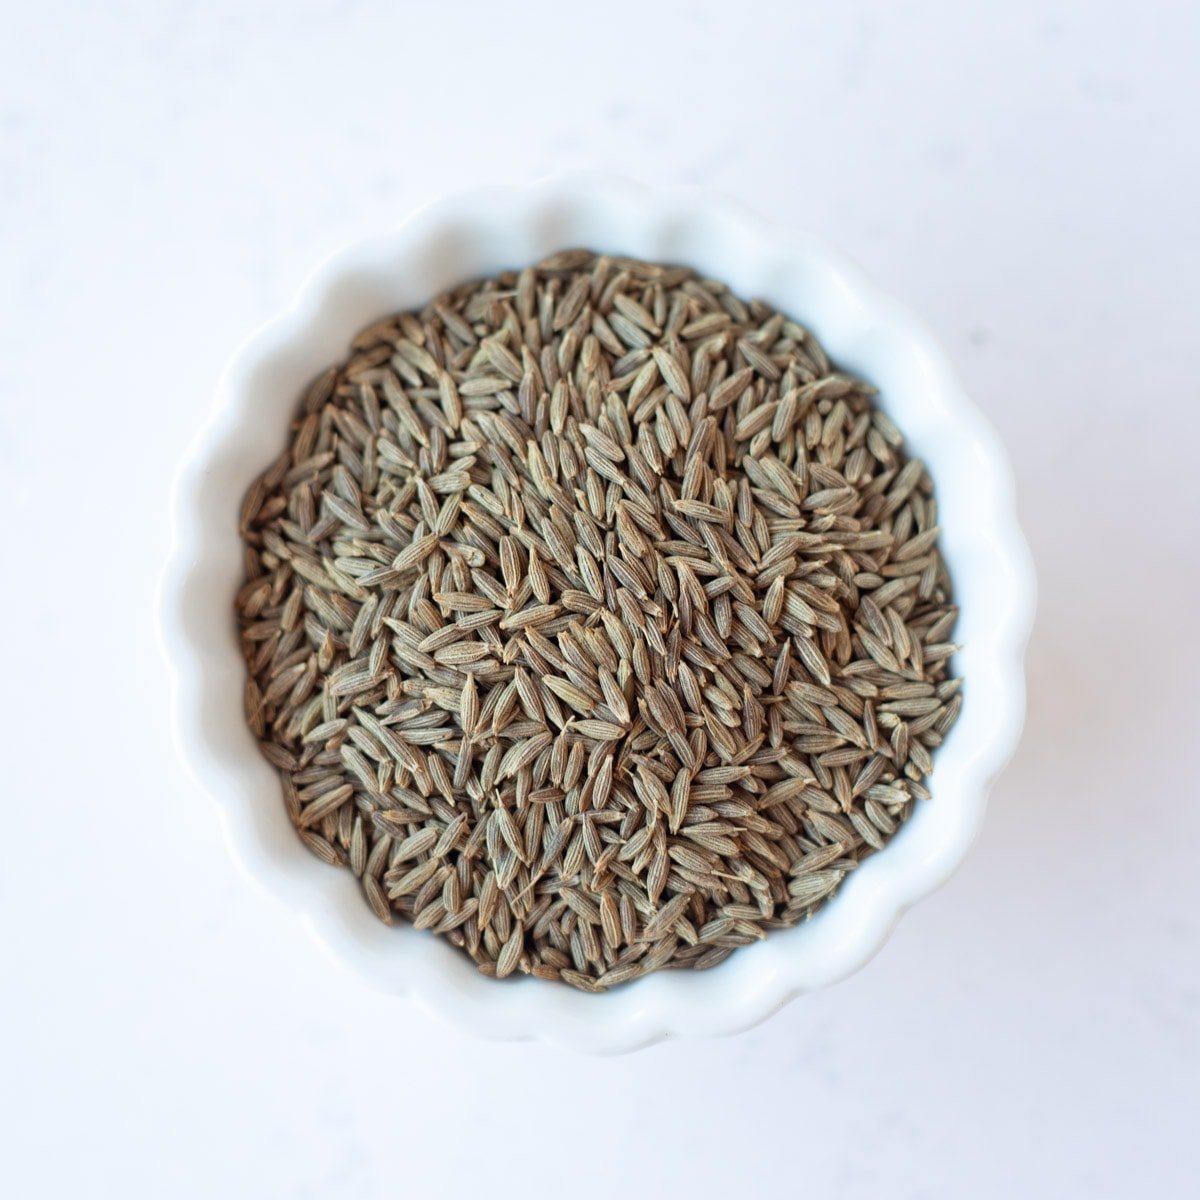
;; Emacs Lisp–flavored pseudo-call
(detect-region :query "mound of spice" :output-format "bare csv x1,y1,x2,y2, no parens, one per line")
237,250,961,991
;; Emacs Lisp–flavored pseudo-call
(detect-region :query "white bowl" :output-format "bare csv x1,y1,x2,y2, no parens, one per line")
161,174,1034,1053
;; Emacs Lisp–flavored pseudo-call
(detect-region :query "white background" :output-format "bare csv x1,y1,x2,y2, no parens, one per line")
3,1,1198,1196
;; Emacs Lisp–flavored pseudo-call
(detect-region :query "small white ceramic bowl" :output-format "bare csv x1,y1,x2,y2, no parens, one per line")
161,174,1034,1053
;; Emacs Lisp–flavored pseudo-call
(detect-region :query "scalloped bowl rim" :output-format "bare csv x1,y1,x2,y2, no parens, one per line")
160,174,1035,1054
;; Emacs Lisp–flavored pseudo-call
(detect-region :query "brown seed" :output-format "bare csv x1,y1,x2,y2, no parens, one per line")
239,251,960,991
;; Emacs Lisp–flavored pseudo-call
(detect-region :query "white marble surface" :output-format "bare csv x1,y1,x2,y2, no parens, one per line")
2,1,1197,1196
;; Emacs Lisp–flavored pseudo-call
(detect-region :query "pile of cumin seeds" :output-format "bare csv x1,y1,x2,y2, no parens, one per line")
237,249,962,992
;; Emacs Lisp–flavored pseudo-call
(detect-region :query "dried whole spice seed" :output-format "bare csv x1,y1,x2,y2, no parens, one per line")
237,251,961,991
